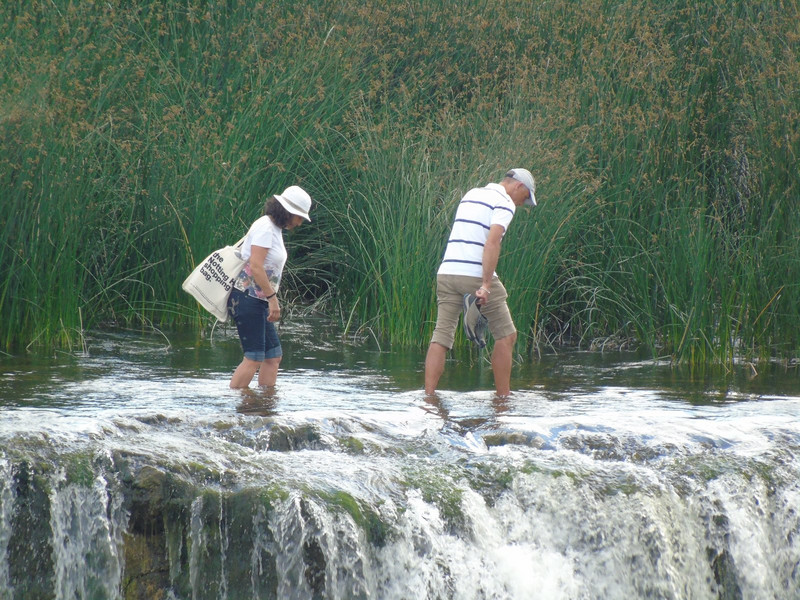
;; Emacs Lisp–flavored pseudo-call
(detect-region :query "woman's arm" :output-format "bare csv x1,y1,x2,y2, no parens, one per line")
248,245,281,322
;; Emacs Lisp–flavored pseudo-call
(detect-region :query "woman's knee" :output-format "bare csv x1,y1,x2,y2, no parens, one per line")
263,356,281,368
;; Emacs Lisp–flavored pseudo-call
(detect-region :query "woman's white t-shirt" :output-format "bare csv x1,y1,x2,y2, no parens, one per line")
232,215,287,300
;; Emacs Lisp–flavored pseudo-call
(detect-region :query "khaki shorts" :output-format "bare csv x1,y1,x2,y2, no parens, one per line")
430,274,516,349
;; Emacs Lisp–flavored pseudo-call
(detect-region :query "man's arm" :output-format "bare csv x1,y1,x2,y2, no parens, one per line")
476,224,505,303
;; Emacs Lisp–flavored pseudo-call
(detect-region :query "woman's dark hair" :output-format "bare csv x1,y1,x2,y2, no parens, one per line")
263,196,293,228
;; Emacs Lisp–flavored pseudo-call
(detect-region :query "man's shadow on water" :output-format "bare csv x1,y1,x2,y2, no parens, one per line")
236,387,279,416
421,393,511,434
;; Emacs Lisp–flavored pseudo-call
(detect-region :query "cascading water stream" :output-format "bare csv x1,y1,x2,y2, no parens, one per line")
0,327,798,599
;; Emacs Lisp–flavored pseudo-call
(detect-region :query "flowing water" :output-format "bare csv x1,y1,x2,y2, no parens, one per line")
1,319,799,600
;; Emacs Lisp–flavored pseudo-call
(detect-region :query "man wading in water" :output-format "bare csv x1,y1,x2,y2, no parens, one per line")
424,168,536,398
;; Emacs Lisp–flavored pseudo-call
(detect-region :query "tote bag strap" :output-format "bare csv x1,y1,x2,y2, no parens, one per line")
232,218,259,257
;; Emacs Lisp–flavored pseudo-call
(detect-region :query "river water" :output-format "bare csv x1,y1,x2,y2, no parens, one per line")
0,319,799,600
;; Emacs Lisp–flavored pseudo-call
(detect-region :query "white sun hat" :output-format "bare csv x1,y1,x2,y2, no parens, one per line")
275,185,312,221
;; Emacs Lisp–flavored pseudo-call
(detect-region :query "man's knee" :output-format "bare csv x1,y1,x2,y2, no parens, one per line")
426,342,448,364
495,331,517,347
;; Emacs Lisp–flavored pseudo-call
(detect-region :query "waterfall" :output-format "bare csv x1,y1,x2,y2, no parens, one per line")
1,334,798,599
0,460,14,598
0,427,798,599
49,468,126,599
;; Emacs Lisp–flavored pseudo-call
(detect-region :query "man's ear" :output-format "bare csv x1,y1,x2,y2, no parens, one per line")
515,180,527,202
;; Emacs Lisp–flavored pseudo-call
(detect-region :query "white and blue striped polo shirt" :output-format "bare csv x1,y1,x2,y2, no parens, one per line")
437,183,516,277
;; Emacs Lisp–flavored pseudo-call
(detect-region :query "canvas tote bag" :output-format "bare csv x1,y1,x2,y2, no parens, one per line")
182,233,248,322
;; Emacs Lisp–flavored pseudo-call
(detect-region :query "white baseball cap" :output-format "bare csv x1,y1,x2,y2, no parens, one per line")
507,168,536,206
275,185,312,221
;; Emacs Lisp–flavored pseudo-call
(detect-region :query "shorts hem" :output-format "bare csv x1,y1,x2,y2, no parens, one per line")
429,336,454,350
244,346,282,362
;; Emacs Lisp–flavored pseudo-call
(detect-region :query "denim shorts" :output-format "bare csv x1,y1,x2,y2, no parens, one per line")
227,288,282,361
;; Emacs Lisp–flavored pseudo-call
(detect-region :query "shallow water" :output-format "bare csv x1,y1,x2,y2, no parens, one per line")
1,319,799,599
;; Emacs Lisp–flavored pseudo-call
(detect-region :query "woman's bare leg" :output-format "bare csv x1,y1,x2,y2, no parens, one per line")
257,357,281,387
230,358,261,389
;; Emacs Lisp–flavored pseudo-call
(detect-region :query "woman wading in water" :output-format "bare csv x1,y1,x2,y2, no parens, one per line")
227,186,312,388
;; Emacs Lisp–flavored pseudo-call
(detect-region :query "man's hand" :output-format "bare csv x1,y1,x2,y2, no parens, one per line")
475,285,490,306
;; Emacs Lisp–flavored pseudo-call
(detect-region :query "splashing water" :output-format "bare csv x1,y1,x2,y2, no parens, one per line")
0,325,799,599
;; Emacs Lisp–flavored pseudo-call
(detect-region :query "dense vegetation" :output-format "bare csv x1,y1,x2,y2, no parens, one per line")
2,0,798,364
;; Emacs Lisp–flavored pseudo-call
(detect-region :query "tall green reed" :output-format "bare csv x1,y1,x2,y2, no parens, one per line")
1,0,798,365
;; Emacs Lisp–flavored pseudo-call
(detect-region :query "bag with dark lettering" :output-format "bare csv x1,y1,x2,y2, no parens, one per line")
182,235,247,322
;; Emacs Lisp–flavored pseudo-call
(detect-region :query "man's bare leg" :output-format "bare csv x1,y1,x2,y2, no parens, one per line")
424,342,447,396
491,332,517,397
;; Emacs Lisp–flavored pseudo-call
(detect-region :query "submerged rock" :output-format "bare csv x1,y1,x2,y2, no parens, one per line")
267,423,322,451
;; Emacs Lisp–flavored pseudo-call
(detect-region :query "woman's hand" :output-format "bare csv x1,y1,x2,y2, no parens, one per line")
267,295,280,322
